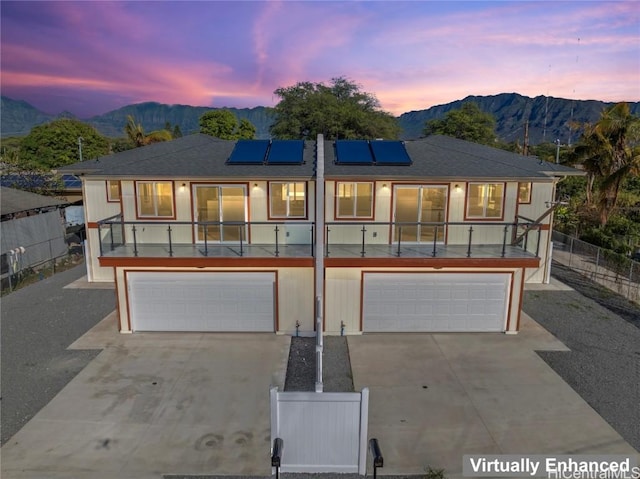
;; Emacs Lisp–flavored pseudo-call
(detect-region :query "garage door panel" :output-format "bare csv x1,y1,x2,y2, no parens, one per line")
128,272,275,332
363,273,509,332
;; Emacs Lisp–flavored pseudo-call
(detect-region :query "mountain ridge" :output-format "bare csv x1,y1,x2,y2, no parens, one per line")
2,93,639,145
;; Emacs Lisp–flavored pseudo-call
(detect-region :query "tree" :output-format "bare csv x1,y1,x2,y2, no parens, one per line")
199,110,256,140
571,102,640,226
125,115,174,147
20,119,109,169
269,77,400,140
125,115,147,147
423,102,497,145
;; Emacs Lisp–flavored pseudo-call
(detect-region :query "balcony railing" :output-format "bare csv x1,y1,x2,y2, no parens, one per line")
96,215,542,260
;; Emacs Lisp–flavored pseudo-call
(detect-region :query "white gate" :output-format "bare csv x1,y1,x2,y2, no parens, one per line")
270,387,369,474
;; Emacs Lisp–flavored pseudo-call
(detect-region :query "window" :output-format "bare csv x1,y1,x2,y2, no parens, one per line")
518,182,532,204
466,183,504,219
270,182,306,218
336,182,373,218
136,181,174,218
107,180,121,202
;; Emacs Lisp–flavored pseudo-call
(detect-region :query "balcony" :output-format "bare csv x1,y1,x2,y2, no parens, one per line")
96,215,542,265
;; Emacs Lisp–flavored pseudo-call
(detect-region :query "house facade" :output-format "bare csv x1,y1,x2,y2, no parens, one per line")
60,134,581,335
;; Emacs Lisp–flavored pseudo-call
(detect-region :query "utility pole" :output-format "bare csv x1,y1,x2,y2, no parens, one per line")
523,121,529,156
555,139,561,164
78,136,84,162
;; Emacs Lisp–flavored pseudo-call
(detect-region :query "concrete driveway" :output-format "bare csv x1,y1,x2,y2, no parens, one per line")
348,313,639,477
1,312,290,479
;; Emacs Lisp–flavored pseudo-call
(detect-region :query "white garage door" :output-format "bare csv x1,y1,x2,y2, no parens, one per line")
128,272,275,332
363,273,510,332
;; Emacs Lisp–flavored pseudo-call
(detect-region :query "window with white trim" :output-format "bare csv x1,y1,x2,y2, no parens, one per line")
136,181,174,217
466,183,504,219
270,182,306,218
336,182,373,218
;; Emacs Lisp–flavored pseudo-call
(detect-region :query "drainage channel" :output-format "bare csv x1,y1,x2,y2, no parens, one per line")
284,336,354,392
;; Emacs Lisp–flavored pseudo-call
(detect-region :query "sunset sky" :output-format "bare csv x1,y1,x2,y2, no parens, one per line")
1,1,638,118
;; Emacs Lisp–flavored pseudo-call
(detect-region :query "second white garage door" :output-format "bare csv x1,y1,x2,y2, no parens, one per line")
128,271,275,332
363,272,510,332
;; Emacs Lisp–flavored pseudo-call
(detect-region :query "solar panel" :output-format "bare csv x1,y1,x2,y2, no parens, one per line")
227,140,270,164
334,140,374,165
370,140,412,165
62,175,82,188
267,140,304,164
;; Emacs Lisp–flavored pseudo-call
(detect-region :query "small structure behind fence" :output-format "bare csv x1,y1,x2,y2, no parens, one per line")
270,387,369,474
552,231,639,304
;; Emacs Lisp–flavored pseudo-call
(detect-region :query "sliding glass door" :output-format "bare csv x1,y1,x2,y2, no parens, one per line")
393,185,447,243
193,185,247,242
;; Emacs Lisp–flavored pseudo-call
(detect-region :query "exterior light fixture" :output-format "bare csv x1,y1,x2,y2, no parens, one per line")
454,184,461,191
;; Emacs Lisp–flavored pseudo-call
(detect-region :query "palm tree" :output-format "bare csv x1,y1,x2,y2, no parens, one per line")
125,115,147,147
572,103,640,226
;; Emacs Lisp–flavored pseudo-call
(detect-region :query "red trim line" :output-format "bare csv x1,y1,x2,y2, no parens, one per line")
100,256,314,268
324,257,540,268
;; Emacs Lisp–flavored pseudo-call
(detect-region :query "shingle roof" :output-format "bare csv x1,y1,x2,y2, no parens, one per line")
1,187,68,217
57,133,582,181
325,135,582,180
58,134,316,179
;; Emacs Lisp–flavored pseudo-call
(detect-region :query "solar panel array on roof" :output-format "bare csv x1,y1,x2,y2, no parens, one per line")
369,140,412,165
335,140,374,164
266,140,304,164
62,175,82,188
227,140,270,164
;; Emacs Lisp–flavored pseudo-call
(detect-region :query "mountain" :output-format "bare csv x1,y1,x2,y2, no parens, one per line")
86,102,275,139
0,97,56,137
399,93,640,144
2,93,639,144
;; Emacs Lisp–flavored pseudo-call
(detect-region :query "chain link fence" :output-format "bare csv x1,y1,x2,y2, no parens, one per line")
1,236,85,294
552,230,640,305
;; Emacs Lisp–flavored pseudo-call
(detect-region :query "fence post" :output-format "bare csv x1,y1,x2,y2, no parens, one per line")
629,261,635,300
49,239,55,274
594,247,600,280
569,236,574,268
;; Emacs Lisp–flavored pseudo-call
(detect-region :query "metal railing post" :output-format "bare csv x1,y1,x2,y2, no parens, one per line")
132,225,138,257
109,224,115,251
325,226,330,257
501,225,508,258
535,227,542,257
239,225,244,256
203,225,208,256
432,225,438,257
466,226,474,257
361,225,367,257
98,225,104,257
274,225,280,257
310,224,314,257
167,225,173,257
396,226,402,257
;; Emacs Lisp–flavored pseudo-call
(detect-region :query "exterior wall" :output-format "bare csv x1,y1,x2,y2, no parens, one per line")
518,182,555,283
325,266,524,335
84,180,122,282
114,265,314,333
325,181,390,244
